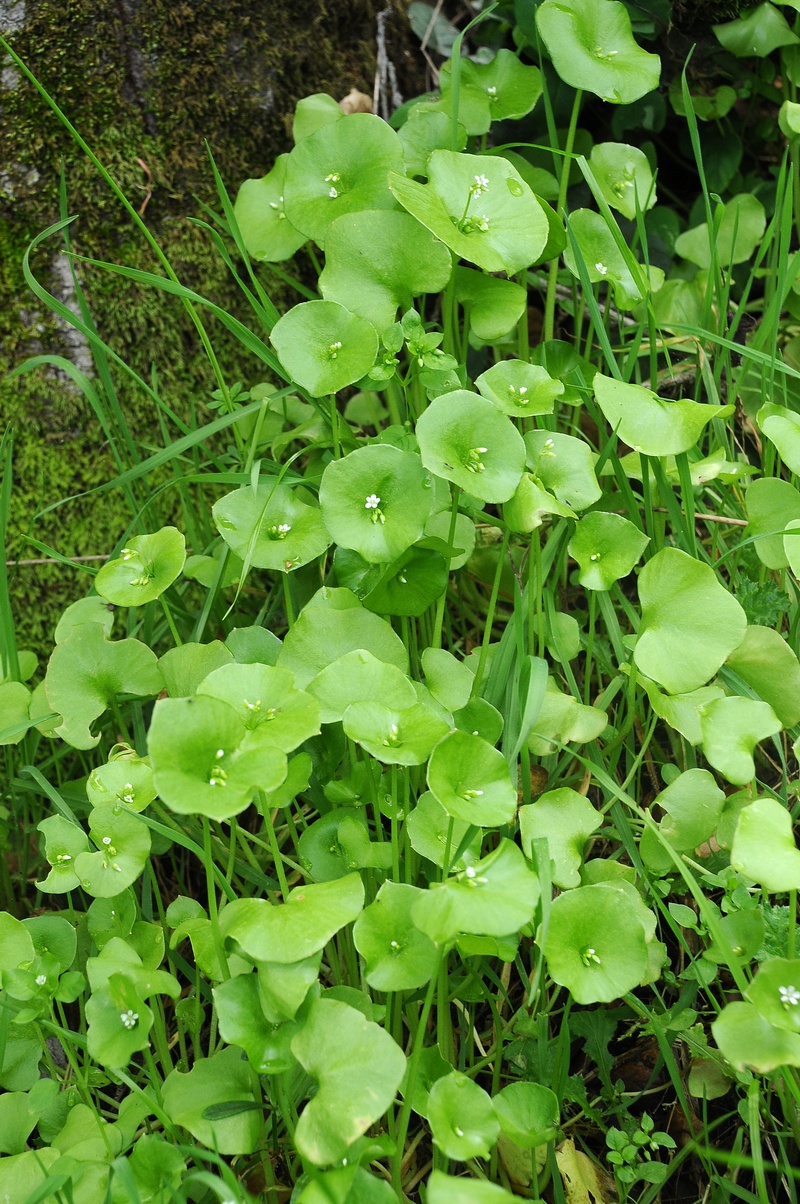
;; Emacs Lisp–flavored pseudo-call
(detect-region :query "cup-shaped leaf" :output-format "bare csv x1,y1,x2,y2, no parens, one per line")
428,1071,499,1160
406,791,482,871
594,373,728,457
675,195,766,269
587,142,656,219
712,1001,800,1073
85,972,153,1068
45,623,163,750
536,0,661,103
504,472,575,532
639,769,725,873
291,998,406,1165
214,972,300,1074
233,153,307,262
277,587,408,688
95,526,185,608
541,883,651,1004
221,873,365,963
319,445,433,563
525,678,608,755
293,93,344,142
389,151,549,275
416,391,526,503
745,476,800,569
162,1045,262,1156
36,815,90,893
213,482,331,573
475,360,563,418
270,300,378,397
363,547,448,617
726,625,800,728
452,267,527,342
746,957,800,1033
54,594,115,642
634,548,747,694
86,757,156,814
714,4,799,57
412,839,540,944
524,430,601,511
399,108,467,178
519,788,602,889
353,881,439,990
731,797,800,892
422,648,473,713
319,211,452,335
73,806,151,898
159,641,233,697
307,649,416,724
564,209,661,308
699,696,781,786
493,1082,559,1149
427,730,517,826
343,699,450,765
283,113,404,246
440,48,543,131
148,696,287,821
568,511,649,589
196,663,320,751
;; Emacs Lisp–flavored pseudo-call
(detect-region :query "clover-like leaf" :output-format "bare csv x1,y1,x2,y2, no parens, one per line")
291,998,406,1165
148,696,287,821
475,360,563,418
428,1072,499,1160
634,548,747,694
519,788,602,889
731,798,800,892
319,444,433,563
221,873,365,963
699,697,781,786
587,142,656,219
197,663,320,751
44,623,163,750
675,195,766,269
416,390,526,503
95,527,185,608
594,373,728,456
213,481,331,573
389,151,549,275
541,883,651,1004
524,430,601,511
233,153,307,263
74,806,152,898
354,881,439,990
270,300,378,397
427,730,516,826
568,511,648,589
277,587,408,687
320,210,452,335
162,1045,262,1155
283,113,404,246
536,0,661,104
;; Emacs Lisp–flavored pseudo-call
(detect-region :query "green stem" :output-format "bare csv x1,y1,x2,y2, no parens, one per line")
543,88,583,343
392,951,444,1197
472,528,511,697
202,817,229,982
431,486,461,650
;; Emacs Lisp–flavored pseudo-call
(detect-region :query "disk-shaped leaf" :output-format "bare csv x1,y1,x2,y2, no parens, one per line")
758,403,800,476
159,641,233,697
399,108,467,178
428,1072,499,1160
525,430,601,511
726,625,800,728
162,1045,261,1155
424,508,476,569
542,883,651,1004
307,650,415,724
221,873,365,963
453,267,527,341
320,211,452,335
214,972,299,1074
675,195,766,268
416,390,526,503
291,998,406,1165
197,663,320,751
504,472,575,533
412,840,540,943
0,681,30,745
95,526,185,608
731,798,800,891
36,815,90,893
270,300,378,397
233,154,307,263
74,806,151,898
319,444,432,563
493,1082,559,1149
293,93,344,142
712,1001,800,1073
440,48,543,131
564,209,660,308
213,482,331,573
714,3,799,56
639,768,725,872
86,758,156,814
343,699,450,765
536,0,661,104
45,624,163,750
745,477,800,569
148,696,287,821
747,958,800,1033
406,791,482,871
54,594,114,643
389,151,548,275
354,881,439,990
475,360,563,418
422,648,473,713
634,548,747,694
427,1172,516,1204
427,730,516,826
588,142,656,219
277,587,408,688
519,788,602,889
594,372,726,456
525,678,607,755
569,511,648,589
283,113,404,246
699,696,781,786
363,547,448,617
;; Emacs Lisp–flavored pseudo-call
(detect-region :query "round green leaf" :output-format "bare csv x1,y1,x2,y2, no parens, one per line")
85,972,153,1068
36,815,91,894
745,476,800,569
74,806,152,898
453,267,528,342
221,873,365,963
159,640,233,697
536,0,661,104
86,757,156,814
291,998,406,1165
726,625,800,727
416,390,526,503
524,431,601,511
542,883,651,1003
399,108,467,178
283,113,404,246
319,445,433,563
714,3,799,56
504,472,575,532
427,1171,516,1204
148,696,288,821
712,1001,800,1073
389,151,549,275
307,649,416,724
440,48,543,132
213,481,331,573
639,769,725,872
363,547,448,617
319,210,453,335
699,696,781,786
594,372,727,457
475,360,563,418
588,142,656,219
277,587,408,688
568,511,648,589
759,403,800,476
519,788,602,889
162,1045,261,1155
54,594,115,643
343,699,450,766
95,526,185,607
424,508,476,569
525,677,607,755
747,957,800,1034
197,663,320,752
0,681,30,746
427,730,517,826
422,648,473,712
731,797,800,892
563,209,661,308
233,153,307,262
493,1082,559,1149
634,548,747,694
293,93,344,142
270,300,379,397
675,195,766,268
353,881,439,990
428,1072,499,1161
406,791,482,871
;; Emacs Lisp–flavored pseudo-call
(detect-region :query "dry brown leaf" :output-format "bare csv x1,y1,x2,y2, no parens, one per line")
555,1139,616,1204
339,89,373,114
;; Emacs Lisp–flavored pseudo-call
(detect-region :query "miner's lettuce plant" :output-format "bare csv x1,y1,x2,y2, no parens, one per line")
4,0,800,1201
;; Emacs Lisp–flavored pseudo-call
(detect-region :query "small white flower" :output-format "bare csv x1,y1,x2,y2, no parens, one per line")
365,494,381,509
470,173,490,197
487,86,497,96
36,974,47,986
779,984,800,1007
595,262,608,276
590,552,601,561
120,1010,139,1029
102,836,112,845
216,749,225,759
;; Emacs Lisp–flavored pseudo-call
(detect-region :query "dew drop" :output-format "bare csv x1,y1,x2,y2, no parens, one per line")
506,177,524,197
